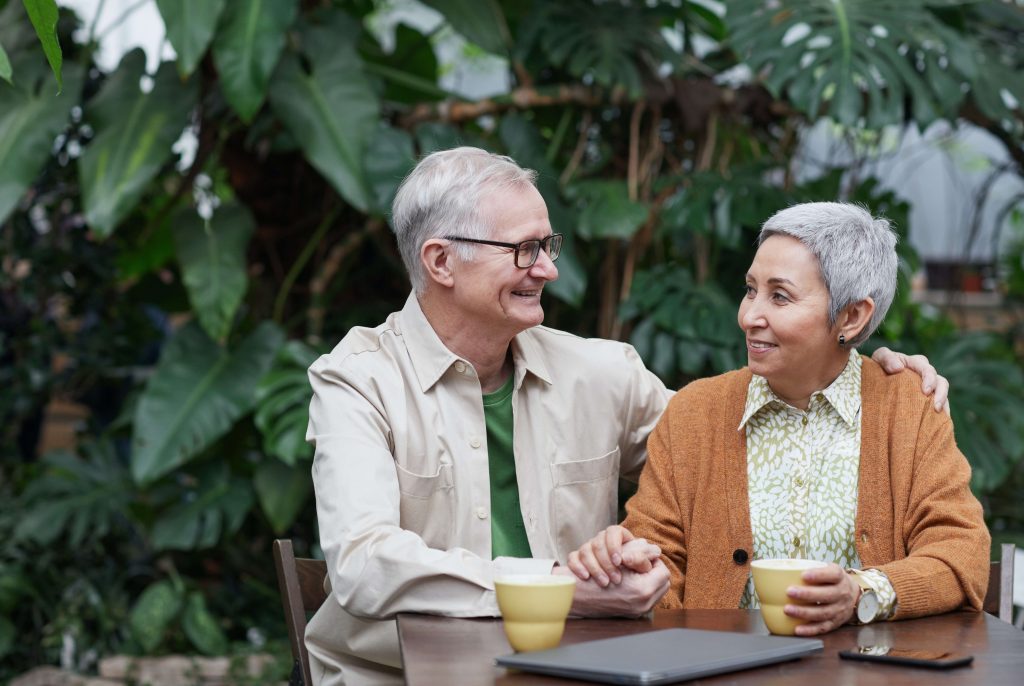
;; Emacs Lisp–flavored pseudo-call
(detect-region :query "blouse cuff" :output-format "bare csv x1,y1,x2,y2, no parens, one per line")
850,568,898,622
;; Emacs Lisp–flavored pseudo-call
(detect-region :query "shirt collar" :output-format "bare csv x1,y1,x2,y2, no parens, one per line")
510,328,553,387
821,350,862,426
397,293,462,393
396,293,553,393
738,349,862,429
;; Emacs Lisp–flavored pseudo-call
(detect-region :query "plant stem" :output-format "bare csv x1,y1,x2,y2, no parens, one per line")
95,0,149,42
87,0,108,46
547,107,573,163
273,208,340,325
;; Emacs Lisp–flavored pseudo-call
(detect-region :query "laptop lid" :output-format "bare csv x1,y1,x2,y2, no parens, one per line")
495,628,824,685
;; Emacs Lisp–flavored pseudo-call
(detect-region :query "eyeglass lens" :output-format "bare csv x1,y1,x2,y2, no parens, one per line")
515,235,562,268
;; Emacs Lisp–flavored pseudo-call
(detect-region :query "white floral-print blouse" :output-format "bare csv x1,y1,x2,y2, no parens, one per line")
737,350,896,622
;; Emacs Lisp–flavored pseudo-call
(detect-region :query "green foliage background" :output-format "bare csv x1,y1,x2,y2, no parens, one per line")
1,0,1023,678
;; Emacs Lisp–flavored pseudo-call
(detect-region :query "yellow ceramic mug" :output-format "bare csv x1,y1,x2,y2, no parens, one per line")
494,574,576,652
751,559,828,635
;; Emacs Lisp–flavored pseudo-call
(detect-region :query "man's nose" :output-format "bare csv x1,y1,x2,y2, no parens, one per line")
530,248,559,281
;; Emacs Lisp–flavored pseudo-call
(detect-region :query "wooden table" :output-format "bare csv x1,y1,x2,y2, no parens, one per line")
397,609,1024,685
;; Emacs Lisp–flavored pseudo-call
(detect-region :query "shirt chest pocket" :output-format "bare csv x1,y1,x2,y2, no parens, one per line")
395,460,454,547
549,447,620,557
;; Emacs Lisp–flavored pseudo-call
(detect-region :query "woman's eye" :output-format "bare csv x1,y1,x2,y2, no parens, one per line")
772,292,790,303
743,285,755,297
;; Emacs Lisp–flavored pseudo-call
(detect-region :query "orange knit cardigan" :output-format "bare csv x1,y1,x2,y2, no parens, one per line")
623,357,990,619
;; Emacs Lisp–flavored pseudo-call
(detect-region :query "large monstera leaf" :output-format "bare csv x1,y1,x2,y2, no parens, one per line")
155,0,228,78
131,320,284,485
79,50,198,237
21,0,62,90
268,12,378,212
0,55,82,223
928,334,1024,494
212,0,297,122
727,0,979,128
173,201,256,342
525,1,676,98
418,0,511,56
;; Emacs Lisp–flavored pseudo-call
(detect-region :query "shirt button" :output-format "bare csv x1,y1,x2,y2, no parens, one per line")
732,549,748,565
476,507,488,519
801,416,808,426
469,437,482,449
454,361,466,373
793,536,801,548
794,476,804,487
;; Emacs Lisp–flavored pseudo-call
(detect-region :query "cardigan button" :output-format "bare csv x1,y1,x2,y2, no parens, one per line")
732,549,748,565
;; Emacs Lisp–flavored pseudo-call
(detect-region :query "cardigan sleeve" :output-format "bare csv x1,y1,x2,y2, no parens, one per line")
874,404,991,620
622,402,690,609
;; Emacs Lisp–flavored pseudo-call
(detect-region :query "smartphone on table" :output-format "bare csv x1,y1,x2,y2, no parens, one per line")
839,646,973,669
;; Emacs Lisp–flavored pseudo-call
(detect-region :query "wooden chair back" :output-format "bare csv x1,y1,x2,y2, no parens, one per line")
273,539,329,686
984,543,1016,624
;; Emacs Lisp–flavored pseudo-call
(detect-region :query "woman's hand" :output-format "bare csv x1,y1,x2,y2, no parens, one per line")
566,525,661,587
782,563,860,636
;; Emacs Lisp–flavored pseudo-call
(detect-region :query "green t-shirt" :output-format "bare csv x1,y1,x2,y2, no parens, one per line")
482,374,532,559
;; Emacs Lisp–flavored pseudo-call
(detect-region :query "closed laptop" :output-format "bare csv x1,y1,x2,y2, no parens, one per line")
495,627,824,685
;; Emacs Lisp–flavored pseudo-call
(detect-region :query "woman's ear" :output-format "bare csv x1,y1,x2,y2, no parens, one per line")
838,297,876,343
421,239,455,288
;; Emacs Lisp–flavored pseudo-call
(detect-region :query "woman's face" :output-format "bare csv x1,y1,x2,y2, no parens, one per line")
738,235,843,395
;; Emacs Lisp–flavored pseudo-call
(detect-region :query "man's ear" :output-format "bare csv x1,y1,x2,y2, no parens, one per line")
421,238,455,288
838,297,875,342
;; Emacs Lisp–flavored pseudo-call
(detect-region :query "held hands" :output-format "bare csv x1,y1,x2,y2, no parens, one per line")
871,347,950,414
783,563,860,636
553,558,670,618
554,525,669,617
567,525,662,587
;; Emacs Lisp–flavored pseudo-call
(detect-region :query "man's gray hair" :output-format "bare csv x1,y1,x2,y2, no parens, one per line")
758,202,898,346
391,147,538,293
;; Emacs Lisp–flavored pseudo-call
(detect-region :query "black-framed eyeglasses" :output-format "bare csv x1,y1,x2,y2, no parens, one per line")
444,233,563,268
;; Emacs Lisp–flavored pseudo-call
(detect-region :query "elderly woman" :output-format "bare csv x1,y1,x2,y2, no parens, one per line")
569,202,990,635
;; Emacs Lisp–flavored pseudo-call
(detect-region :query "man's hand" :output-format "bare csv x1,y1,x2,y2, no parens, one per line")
553,559,670,617
871,347,950,413
567,526,660,586
781,563,859,636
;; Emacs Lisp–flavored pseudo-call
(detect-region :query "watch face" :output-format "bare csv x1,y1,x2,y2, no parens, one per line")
857,590,880,623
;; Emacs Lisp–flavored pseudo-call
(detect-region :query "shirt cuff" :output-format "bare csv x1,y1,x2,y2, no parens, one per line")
494,557,557,578
850,568,898,622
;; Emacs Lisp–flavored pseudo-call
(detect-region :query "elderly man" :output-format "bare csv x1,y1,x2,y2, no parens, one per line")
304,148,947,685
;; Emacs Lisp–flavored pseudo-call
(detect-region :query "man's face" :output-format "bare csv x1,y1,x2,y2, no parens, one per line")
451,184,559,340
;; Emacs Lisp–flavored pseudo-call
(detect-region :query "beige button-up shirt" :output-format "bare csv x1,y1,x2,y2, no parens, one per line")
304,294,671,685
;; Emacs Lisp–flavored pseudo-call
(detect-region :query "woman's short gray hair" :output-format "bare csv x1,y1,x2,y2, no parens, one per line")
391,147,538,293
758,202,898,346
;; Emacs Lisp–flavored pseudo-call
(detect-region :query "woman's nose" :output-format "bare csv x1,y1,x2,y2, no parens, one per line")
740,298,765,329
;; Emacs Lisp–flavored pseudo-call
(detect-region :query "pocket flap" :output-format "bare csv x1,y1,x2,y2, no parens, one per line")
395,461,453,498
550,447,620,486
